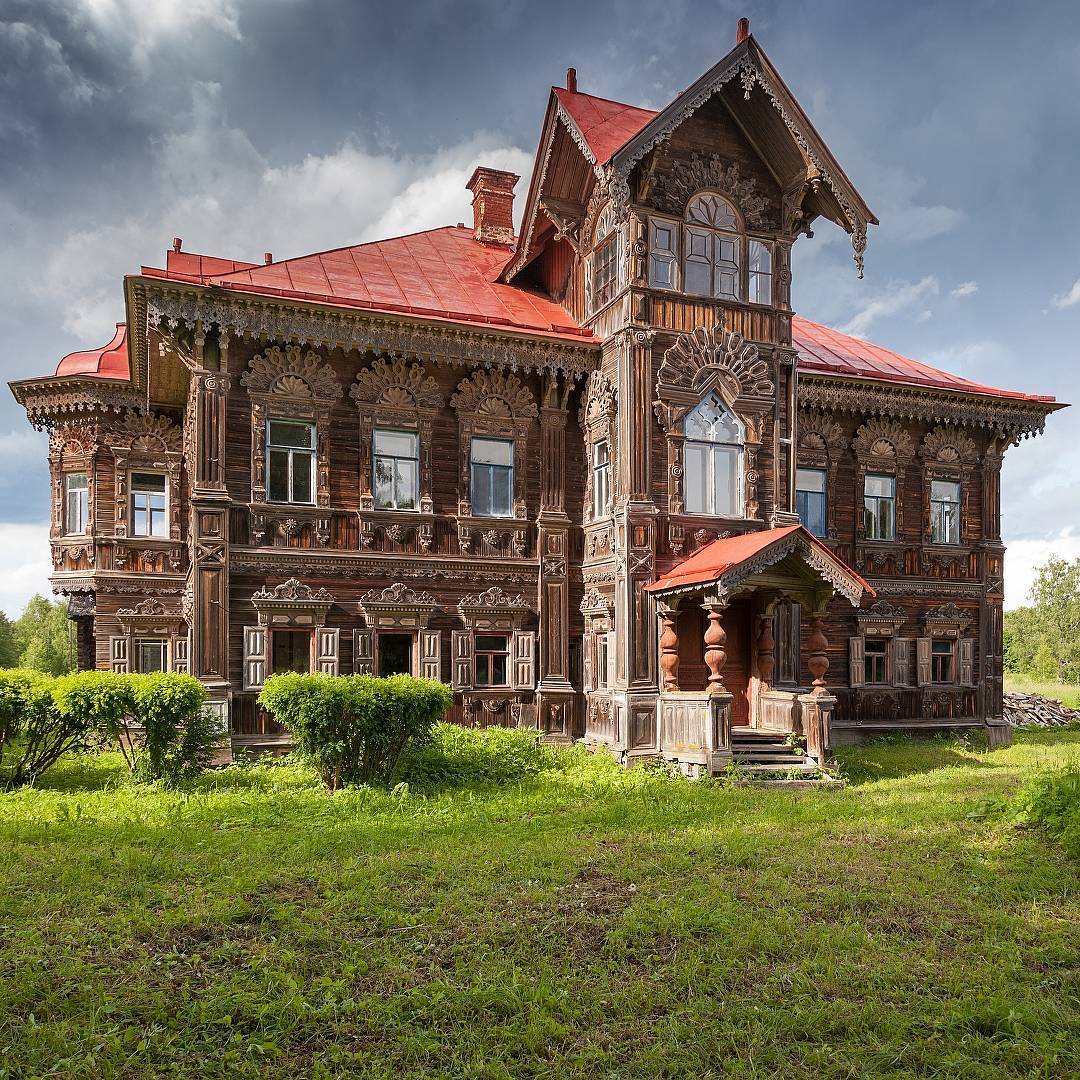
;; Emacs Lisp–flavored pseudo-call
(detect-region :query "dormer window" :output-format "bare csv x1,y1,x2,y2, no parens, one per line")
683,394,744,517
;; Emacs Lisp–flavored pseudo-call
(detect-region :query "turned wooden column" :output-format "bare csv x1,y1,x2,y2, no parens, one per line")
756,613,775,688
659,604,680,692
807,615,830,695
703,596,728,696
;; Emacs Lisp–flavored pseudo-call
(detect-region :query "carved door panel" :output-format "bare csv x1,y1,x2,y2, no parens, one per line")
722,600,752,727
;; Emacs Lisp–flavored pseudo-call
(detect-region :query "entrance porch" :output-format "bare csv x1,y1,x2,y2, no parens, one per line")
645,525,870,777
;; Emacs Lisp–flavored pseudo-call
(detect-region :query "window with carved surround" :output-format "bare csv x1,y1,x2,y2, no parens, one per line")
240,344,342,509
920,426,978,548
107,412,184,543
579,371,617,524
450,370,537,555
653,325,773,524
796,415,847,541
851,420,915,548
579,589,615,694
50,429,97,543
647,193,773,306
64,472,89,536
587,204,621,315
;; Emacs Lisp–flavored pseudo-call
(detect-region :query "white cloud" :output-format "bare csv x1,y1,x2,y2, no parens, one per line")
0,22,96,107
838,275,939,338
951,280,978,298
1051,278,1080,309
1004,528,1080,610
0,429,48,488
0,523,52,619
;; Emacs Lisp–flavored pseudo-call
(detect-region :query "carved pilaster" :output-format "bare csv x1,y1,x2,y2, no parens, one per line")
192,370,231,497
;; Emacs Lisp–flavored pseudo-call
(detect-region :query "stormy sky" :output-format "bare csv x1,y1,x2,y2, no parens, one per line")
1,0,1078,615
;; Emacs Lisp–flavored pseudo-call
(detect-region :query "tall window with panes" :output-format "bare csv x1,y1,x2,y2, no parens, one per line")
373,429,418,510
470,437,513,517
131,473,168,537
930,479,961,544
683,395,744,517
267,419,315,504
863,473,896,540
795,467,827,537
63,472,88,535
591,441,610,518
475,635,509,687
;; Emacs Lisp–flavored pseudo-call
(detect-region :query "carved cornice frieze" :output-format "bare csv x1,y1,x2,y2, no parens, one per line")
798,376,1055,442
13,377,140,432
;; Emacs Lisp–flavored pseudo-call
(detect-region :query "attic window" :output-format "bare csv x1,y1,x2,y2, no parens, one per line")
589,205,620,313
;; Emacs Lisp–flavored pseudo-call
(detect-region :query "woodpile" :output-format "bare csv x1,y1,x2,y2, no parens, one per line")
1003,692,1080,728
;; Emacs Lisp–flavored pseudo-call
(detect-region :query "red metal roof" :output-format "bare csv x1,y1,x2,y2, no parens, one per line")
792,315,1055,403
553,87,657,164
54,323,129,379
645,525,872,596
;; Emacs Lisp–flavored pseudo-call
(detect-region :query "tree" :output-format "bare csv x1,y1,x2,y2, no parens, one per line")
1003,606,1041,675
15,595,73,676
0,613,18,668
1027,557,1080,684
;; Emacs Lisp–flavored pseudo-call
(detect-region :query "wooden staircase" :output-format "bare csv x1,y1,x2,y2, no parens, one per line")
729,728,834,782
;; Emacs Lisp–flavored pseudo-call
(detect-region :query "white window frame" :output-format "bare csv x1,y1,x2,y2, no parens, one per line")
372,428,419,511
266,419,316,505
864,473,897,542
592,440,611,518
930,479,961,545
134,638,168,674
474,633,510,688
470,436,515,518
682,396,745,518
63,471,89,536
130,470,169,538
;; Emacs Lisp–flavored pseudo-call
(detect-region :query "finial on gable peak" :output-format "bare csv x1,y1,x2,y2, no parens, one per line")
737,17,750,44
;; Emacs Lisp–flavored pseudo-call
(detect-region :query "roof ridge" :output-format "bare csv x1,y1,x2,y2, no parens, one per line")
554,85,658,114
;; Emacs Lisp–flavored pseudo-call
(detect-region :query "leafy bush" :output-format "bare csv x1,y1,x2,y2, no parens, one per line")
259,673,452,791
397,722,559,791
0,668,90,787
52,670,214,785
1011,765,1080,857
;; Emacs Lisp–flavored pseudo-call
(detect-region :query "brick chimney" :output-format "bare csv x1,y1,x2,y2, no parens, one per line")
466,166,519,245
737,17,750,43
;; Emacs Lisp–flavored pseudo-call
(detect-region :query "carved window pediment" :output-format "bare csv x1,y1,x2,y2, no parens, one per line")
457,586,532,629
358,581,438,629
351,357,444,412
251,578,335,626
854,599,906,637
241,345,342,402
650,154,777,230
921,425,978,466
924,602,973,636
852,419,915,462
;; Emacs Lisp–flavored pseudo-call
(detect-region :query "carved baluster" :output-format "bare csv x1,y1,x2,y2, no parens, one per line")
703,596,728,696
659,604,680,692
807,615,830,695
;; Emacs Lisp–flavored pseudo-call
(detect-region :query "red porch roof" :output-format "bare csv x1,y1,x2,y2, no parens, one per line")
552,87,658,164
644,525,873,600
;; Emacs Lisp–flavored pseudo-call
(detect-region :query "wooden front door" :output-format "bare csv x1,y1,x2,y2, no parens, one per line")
722,599,752,726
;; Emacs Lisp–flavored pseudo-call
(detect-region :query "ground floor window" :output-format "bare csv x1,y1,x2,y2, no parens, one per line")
595,632,610,689
931,639,955,684
135,639,167,673
864,638,889,685
474,634,509,687
378,632,413,676
272,629,312,674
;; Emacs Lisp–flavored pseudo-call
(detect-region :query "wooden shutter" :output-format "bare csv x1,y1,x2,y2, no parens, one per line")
316,627,339,676
891,638,911,688
109,635,129,674
916,637,932,687
848,637,864,688
451,631,473,690
511,630,536,691
172,634,190,675
242,625,268,691
419,630,442,681
353,629,374,675
959,638,975,686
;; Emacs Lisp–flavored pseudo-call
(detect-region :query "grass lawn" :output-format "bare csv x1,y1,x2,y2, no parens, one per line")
2,732,1080,1078
1004,674,1080,710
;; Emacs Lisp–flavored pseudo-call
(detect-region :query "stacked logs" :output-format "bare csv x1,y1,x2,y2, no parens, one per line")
1003,692,1080,728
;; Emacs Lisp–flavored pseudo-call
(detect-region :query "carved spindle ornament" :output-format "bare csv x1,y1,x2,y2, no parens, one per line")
703,598,728,696
807,616,829,694
659,606,680,692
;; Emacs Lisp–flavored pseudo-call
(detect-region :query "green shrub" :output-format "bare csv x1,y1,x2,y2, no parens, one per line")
259,673,452,791
397,722,558,791
1011,765,1080,857
52,668,134,760
0,668,89,787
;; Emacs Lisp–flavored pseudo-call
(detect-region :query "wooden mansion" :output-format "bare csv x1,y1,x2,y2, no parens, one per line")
10,22,1063,773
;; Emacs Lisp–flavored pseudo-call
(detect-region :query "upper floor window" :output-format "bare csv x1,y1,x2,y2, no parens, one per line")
795,467,827,538
373,429,418,511
592,441,610,518
930,479,961,545
131,472,168,538
647,193,773,306
683,395,743,517
591,233,618,312
864,473,896,541
63,472,88,535
267,420,315,504
470,437,513,517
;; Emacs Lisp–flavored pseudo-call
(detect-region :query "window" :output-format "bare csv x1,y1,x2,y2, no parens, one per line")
683,193,740,299
373,429,418,510
272,629,312,674
592,441,611,518
795,467,827,538
649,220,677,290
267,420,315,504
747,239,773,305
378,633,413,676
864,473,897,541
931,639,955,684
864,639,888,685
930,479,961,545
591,232,618,311
596,632,610,689
63,472,88,535
683,395,744,516
475,634,509,687
131,472,168,537
470,437,514,517
135,640,167,673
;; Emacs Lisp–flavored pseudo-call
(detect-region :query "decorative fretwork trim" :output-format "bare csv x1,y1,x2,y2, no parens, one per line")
651,154,776,229
350,357,443,410
656,324,775,403
240,344,342,401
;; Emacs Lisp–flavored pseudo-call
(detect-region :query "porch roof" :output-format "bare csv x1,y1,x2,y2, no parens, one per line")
644,525,873,608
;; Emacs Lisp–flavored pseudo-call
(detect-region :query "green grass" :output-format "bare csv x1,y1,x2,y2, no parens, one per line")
2,731,1080,1078
1005,674,1080,709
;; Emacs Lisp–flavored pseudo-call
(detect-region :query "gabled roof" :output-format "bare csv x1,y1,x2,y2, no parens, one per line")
792,316,1056,404
552,87,657,165
54,323,129,379
644,524,872,607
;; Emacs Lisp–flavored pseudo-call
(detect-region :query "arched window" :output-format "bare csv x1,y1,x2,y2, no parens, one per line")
683,394,744,516
589,204,620,313
648,192,773,304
